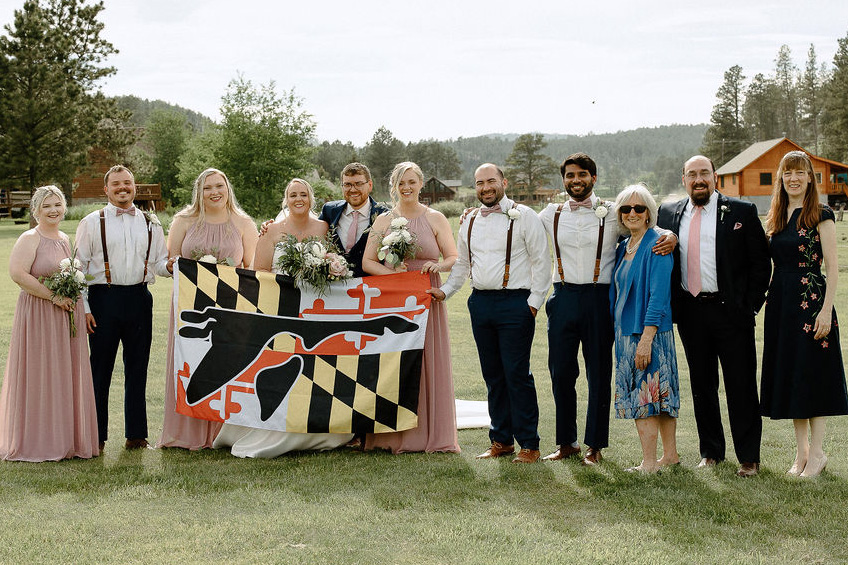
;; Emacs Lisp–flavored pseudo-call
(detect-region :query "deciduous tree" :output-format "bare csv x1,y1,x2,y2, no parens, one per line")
215,76,315,218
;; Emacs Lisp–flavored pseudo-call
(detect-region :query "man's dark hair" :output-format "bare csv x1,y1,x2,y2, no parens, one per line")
560,153,597,177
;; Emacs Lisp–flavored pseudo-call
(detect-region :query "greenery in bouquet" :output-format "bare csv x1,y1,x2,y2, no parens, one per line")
40,248,93,338
190,247,236,266
377,216,419,268
274,234,352,295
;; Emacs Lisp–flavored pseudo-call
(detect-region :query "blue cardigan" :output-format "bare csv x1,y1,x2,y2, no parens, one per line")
609,227,674,335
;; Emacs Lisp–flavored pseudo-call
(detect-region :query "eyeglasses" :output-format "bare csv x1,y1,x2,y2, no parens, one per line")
619,205,647,214
342,181,368,190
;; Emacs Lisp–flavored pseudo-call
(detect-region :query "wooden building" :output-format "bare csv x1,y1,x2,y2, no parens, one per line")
715,138,848,213
73,149,163,210
421,177,461,205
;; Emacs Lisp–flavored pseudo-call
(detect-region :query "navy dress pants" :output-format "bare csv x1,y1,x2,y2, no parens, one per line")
88,284,153,443
468,289,539,450
545,282,613,450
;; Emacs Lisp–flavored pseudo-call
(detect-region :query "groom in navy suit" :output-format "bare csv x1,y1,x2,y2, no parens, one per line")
319,162,388,278
657,155,770,477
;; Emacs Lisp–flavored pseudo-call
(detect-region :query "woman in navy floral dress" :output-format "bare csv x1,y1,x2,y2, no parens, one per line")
760,150,848,478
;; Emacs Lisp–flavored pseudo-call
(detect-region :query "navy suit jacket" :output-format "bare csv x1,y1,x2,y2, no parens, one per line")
609,228,674,335
656,192,771,326
318,197,388,278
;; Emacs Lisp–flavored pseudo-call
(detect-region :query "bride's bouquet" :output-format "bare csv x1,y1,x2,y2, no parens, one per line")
274,234,352,295
377,216,419,268
41,248,93,338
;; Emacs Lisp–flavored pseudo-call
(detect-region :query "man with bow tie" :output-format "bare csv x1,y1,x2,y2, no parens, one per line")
76,165,174,452
429,163,550,463
657,155,770,477
538,153,676,466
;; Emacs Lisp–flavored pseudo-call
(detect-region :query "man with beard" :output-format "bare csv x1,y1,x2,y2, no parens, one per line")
76,165,174,451
428,163,550,463
657,155,770,477
319,162,388,278
539,153,676,466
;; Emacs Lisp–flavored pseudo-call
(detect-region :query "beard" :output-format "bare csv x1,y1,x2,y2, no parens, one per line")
689,182,712,206
565,179,594,201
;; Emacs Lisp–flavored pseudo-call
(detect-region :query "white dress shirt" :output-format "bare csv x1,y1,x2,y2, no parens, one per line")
538,195,619,285
679,191,718,293
76,204,170,312
441,196,551,310
336,201,372,247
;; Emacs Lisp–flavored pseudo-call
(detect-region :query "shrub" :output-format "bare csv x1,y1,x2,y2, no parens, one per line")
429,200,466,218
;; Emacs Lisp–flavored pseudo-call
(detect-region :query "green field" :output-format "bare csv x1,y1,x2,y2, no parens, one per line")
0,216,847,564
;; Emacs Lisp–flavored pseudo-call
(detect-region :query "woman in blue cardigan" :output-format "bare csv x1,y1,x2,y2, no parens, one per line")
610,184,679,473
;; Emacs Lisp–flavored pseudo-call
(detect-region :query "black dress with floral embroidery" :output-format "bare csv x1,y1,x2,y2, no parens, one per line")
761,205,847,419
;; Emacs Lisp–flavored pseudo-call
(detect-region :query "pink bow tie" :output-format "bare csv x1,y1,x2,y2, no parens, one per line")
480,204,502,217
568,199,592,211
116,206,137,216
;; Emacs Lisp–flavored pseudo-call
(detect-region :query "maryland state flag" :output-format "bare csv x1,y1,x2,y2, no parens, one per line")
173,259,431,434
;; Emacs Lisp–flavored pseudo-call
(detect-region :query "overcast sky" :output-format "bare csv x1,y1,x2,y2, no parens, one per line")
2,0,847,145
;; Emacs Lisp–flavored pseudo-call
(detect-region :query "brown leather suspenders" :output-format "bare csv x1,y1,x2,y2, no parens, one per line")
98,208,153,285
466,205,516,288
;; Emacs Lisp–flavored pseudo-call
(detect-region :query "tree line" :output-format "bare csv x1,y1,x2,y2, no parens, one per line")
0,0,708,220
701,33,848,167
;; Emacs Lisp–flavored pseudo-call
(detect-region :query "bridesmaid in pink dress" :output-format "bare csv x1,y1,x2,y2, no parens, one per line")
0,186,99,461
156,168,258,449
362,162,460,453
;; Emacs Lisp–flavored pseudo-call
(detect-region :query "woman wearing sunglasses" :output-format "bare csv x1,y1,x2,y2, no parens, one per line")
610,184,679,473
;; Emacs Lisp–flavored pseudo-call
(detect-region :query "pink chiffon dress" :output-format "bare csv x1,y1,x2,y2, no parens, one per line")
156,219,244,449
365,214,460,453
0,231,100,461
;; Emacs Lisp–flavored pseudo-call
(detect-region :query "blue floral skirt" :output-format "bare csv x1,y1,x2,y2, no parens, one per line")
614,328,679,419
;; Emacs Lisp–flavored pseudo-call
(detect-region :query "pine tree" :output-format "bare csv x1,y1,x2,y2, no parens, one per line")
798,45,826,152
743,73,781,142
0,0,129,195
701,65,749,166
823,31,848,162
504,133,557,199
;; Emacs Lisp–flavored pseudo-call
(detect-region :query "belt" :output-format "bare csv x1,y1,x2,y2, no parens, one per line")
685,291,721,302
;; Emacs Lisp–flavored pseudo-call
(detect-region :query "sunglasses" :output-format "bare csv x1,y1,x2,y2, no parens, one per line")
619,205,647,214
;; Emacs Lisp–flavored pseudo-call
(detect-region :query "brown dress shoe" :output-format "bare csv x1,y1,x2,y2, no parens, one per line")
512,449,541,463
542,445,581,461
697,457,718,468
476,441,515,459
125,438,150,450
736,462,759,477
581,447,602,466
98,441,105,453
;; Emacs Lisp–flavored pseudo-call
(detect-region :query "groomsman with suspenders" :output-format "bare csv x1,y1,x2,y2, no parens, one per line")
76,165,173,451
539,153,676,465
428,163,550,463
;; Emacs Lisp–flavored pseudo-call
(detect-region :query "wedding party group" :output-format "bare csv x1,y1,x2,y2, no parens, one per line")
0,150,845,479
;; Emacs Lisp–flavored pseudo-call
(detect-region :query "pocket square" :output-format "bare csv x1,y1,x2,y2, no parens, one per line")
734,222,742,230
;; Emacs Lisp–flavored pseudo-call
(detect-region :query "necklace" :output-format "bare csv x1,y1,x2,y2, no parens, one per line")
625,234,644,254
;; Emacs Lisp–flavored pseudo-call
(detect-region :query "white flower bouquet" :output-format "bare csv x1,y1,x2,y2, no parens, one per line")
190,247,235,266
274,234,352,295
40,247,93,337
377,216,419,268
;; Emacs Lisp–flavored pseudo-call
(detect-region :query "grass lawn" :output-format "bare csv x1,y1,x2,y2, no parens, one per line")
0,216,847,564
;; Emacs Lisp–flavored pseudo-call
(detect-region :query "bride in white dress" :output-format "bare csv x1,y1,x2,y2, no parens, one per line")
212,179,354,457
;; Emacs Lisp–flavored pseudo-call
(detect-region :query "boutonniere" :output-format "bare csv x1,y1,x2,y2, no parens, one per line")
719,204,730,222
145,212,161,227
593,201,610,219
506,208,520,221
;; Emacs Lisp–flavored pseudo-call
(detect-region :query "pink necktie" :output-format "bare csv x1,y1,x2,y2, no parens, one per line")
346,210,360,251
687,206,702,297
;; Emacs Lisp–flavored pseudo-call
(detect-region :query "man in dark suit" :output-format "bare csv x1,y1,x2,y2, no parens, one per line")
657,155,771,477
318,162,388,277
